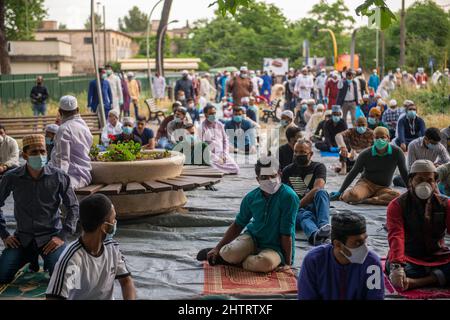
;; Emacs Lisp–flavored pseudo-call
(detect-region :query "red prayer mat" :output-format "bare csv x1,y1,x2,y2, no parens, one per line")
382,259,450,299
203,262,297,295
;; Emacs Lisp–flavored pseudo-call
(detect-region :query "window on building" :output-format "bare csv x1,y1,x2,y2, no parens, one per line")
84,37,93,44
44,37,58,41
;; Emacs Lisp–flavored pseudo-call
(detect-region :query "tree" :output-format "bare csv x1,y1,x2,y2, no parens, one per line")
156,0,173,76
84,13,103,30
0,0,10,74
119,6,148,33
399,0,405,67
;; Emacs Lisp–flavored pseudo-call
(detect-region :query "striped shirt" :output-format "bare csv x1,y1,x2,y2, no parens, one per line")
407,137,450,169
46,238,130,300
382,108,404,130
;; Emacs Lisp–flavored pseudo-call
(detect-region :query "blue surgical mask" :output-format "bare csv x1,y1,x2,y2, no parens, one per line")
122,126,133,135
301,104,307,110
28,155,47,170
368,117,377,125
174,117,182,124
45,137,54,145
332,116,341,123
281,119,289,127
347,80,352,85
407,110,416,119
356,126,367,134
105,220,117,240
207,115,216,122
233,115,243,123
427,143,437,150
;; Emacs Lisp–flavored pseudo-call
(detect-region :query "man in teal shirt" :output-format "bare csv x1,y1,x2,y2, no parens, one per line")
204,157,299,272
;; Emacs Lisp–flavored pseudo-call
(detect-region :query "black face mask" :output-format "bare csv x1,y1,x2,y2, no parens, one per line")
294,154,309,166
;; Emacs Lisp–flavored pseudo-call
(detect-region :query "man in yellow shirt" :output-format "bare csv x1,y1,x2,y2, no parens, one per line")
127,72,141,118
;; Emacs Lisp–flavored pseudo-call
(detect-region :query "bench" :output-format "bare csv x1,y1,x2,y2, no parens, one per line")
0,114,102,139
145,98,167,125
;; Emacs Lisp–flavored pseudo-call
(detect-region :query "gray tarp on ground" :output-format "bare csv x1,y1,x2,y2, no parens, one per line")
2,153,445,299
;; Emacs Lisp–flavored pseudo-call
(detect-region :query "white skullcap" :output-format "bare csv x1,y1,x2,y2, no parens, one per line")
127,72,134,78
404,99,415,107
410,160,437,174
321,68,326,72
363,94,369,99
258,154,280,176
182,70,189,75
307,99,315,105
402,71,408,75
109,109,119,118
389,99,397,107
122,117,135,126
45,124,59,134
240,66,248,72
316,104,325,111
59,95,78,111
281,110,294,120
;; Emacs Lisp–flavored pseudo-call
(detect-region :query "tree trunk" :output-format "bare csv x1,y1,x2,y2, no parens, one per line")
156,0,173,77
0,0,11,74
381,31,385,78
399,0,406,67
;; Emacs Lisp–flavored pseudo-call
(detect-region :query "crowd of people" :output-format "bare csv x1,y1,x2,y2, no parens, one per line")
0,63,449,300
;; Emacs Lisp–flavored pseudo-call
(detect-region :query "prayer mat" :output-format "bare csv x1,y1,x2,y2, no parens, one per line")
320,151,340,158
0,264,48,300
203,262,297,295
382,259,450,300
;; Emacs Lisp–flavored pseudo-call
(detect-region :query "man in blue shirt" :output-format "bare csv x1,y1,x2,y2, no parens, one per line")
186,98,200,123
133,117,155,149
298,211,384,300
368,69,380,93
394,101,426,152
224,107,256,154
88,68,113,117
203,157,299,273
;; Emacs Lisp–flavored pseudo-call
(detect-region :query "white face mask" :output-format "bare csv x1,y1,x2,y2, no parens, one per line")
341,243,369,264
259,176,282,195
414,182,433,200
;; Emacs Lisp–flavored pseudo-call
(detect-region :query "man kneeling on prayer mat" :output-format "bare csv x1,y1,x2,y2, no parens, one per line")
330,126,409,205
197,156,299,272
298,211,384,300
386,160,450,291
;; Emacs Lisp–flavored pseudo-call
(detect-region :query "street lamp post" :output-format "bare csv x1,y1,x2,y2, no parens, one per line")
157,20,178,77
146,0,164,98
319,28,338,70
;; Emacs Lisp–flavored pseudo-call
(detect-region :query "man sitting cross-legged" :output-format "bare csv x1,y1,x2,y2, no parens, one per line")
330,127,409,205
298,211,384,300
282,139,331,245
197,156,299,273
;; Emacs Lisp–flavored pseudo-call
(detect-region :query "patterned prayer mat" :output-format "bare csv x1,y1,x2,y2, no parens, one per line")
0,265,48,300
203,262,297,296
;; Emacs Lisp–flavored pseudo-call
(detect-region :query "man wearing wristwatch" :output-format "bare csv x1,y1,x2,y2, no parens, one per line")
386,160,450,291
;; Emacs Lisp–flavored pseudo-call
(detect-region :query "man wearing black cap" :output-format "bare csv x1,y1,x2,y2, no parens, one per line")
46,194,136,300
298,211,384,300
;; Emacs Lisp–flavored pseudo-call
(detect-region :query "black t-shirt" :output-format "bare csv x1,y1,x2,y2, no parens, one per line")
279,144,294,171
282,161,327,198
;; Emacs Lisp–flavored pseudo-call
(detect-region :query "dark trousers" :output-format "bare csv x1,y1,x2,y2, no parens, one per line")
386,260,450,287
315,141,331,152
133,101,140,118
0,239,66,284
393,175,407,188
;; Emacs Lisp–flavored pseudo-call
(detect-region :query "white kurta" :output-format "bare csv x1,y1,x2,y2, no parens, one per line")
107,74,123,114
101,122,123,146
50,115,93,189
0,135,19,168
295,75,314,100
153,76,166,99
200,78,214,101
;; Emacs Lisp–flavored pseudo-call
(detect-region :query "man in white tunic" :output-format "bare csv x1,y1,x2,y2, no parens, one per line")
50,96,93,190
101,110,123,147
153,72,166,103
105,65,123,115
295,68,314,101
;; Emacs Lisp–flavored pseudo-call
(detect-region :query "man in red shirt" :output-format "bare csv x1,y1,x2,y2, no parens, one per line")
325,71,339,109
386,159,450,291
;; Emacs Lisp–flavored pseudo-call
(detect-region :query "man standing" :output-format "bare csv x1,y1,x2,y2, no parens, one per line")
105,64,123,115
50,96,93,190
415,67,428,88
282,140,331,245
298,211,384,300
368,69,380,93
0,125,19,177
314,69,327,104
337,69,361,126
250,70,263,97
325,71,339,109
295,68,314,101
175,70,195,101
355,68,368,97
200,73,215,102
30,76,49,117
386,160,450,291
153,72,166,104
88,68,113,118
227,67,253,107
0,134,79,284
127,72,141,118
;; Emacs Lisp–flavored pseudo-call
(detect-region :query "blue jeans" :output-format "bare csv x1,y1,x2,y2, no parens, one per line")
297,190,330,239
33,103,47,116
0,240,66,284
157,137,174,150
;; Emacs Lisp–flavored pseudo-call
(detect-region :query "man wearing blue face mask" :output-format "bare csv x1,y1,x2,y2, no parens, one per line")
46,194,135,300
198,157,299,273
173,123,210,166
224,107,256,154
44,124,59,162
298,211,384,300
315,105,347,152
87,67,113,117
330,127,409,205
112,117,142,145
394,101,426,152
0,134,79,284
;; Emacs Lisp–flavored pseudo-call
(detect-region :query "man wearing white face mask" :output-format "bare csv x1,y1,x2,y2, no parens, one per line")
197,157,299,273
298,211,384,300
386,160,450,291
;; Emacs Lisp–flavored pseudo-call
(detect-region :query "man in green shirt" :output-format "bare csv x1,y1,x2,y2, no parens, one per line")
200,156,299,272
330,127,408,205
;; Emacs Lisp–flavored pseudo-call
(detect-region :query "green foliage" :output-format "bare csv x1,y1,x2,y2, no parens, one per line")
355,0,397,30
84,13,103,30
90,141,171,162
119,6,149,33
4,0,47,40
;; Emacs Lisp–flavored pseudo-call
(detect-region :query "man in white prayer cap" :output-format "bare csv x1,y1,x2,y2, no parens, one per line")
44,123,59,161
50,95,93,189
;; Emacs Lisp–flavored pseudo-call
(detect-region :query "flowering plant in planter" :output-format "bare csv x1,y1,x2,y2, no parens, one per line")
90,141,171,162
